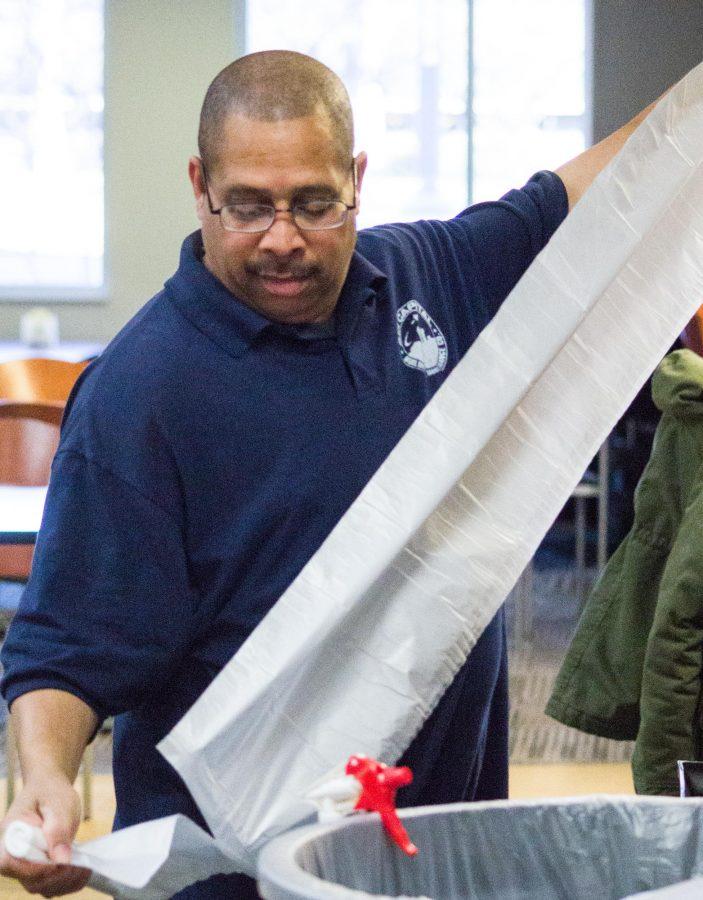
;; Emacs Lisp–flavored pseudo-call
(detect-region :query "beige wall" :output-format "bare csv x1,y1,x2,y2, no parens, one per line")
591,0,703,142
0,0,236,342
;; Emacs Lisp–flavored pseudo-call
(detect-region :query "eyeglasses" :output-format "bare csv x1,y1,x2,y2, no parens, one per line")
200,160,357,233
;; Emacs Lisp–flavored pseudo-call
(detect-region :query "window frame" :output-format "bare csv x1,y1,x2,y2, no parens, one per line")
0,0,107,303
241,0,590,217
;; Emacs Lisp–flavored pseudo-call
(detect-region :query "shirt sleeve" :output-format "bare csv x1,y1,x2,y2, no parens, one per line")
0,449,199,722
452,170,569,321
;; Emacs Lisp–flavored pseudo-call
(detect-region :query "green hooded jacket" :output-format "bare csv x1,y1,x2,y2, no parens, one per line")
546,349,703,795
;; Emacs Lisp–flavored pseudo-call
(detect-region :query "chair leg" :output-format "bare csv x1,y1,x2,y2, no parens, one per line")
6,716,16,810
81,743,94,821
575,496,586,576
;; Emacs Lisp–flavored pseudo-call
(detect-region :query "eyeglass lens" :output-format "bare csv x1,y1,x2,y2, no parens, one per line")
221,201,349,232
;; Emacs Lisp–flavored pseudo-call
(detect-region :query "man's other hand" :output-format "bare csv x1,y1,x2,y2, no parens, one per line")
0,689,99,893
0,772,91,896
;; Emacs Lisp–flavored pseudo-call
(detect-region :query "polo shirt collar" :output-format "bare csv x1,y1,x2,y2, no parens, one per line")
341,248,387,299
333,248,387,346
165,232,270,359
165,231,387,358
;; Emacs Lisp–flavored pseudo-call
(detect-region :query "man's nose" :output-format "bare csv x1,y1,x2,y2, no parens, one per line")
257,211,306,254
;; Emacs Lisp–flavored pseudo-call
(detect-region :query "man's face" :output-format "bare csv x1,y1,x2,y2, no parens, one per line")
189,112,367,325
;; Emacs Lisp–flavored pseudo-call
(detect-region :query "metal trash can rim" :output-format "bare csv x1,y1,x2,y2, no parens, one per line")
256,795,703,900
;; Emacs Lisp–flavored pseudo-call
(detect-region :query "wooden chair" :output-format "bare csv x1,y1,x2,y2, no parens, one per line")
0,358,89,405
0,400,96,816
0,403,62,581
0,357,88,582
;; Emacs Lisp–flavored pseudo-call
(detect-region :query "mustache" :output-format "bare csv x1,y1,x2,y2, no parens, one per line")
246,261,320,279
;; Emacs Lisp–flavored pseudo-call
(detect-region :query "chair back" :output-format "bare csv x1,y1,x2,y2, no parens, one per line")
0,403,63,581
0,360,86,583
0,403,62,485
0,357,89,403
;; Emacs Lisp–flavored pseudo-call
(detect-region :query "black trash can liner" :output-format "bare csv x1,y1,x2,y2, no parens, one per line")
257,797,703,899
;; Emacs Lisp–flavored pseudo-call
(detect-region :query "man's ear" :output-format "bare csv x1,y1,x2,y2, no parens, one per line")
354,151,368,212
188,156,207,222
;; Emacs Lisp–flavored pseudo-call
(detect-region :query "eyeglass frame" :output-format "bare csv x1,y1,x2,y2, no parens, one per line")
199,159,358,233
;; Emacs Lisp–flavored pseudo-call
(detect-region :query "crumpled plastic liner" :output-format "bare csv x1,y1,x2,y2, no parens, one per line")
256,797,703,899
628,878,703,898
74,815,239,899
48,61,703,897
158,61,703,873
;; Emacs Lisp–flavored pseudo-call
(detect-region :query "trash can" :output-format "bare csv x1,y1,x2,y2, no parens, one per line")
257,796,703,899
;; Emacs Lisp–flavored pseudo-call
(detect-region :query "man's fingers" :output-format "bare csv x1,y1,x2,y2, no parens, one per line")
1,818,52,877
0,856,55,880
0,850,91,895
22,864,91,896
37,794,81,862
48,842,71,865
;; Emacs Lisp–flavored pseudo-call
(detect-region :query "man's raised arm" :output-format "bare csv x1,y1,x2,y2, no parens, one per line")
0,689,98,895
556,93,665,210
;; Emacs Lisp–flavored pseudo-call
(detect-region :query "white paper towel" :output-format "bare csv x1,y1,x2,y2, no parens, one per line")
3,816,239,900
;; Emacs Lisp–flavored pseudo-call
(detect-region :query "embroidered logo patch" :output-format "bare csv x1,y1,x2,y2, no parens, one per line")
396,300,448,376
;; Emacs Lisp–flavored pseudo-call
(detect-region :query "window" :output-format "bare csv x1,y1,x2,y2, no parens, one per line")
472,0,587,202
246,0,586,225
0,0,104,298
247,0,469,228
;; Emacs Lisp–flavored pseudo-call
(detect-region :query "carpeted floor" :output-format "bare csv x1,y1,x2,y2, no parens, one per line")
0,562,634,772
506,565,634,764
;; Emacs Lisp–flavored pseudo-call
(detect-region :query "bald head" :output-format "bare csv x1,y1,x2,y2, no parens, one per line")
198,51,354,172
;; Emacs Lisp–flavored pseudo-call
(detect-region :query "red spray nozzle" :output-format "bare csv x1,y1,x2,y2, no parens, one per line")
345,754,418,856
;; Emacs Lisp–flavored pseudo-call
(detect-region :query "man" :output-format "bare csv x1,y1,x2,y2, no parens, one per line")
0,50,659,897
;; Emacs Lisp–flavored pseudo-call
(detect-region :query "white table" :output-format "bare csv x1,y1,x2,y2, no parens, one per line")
0,485,47,544
0,342,103,364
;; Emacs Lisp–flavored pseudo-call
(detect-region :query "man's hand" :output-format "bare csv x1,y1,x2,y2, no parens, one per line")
0,690,99,895
0,771,90,895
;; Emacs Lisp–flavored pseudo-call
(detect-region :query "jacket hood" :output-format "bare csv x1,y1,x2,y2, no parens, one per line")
652,349,703,418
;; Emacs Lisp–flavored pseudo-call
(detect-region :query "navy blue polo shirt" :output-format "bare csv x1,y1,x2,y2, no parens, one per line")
1,171,567,883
